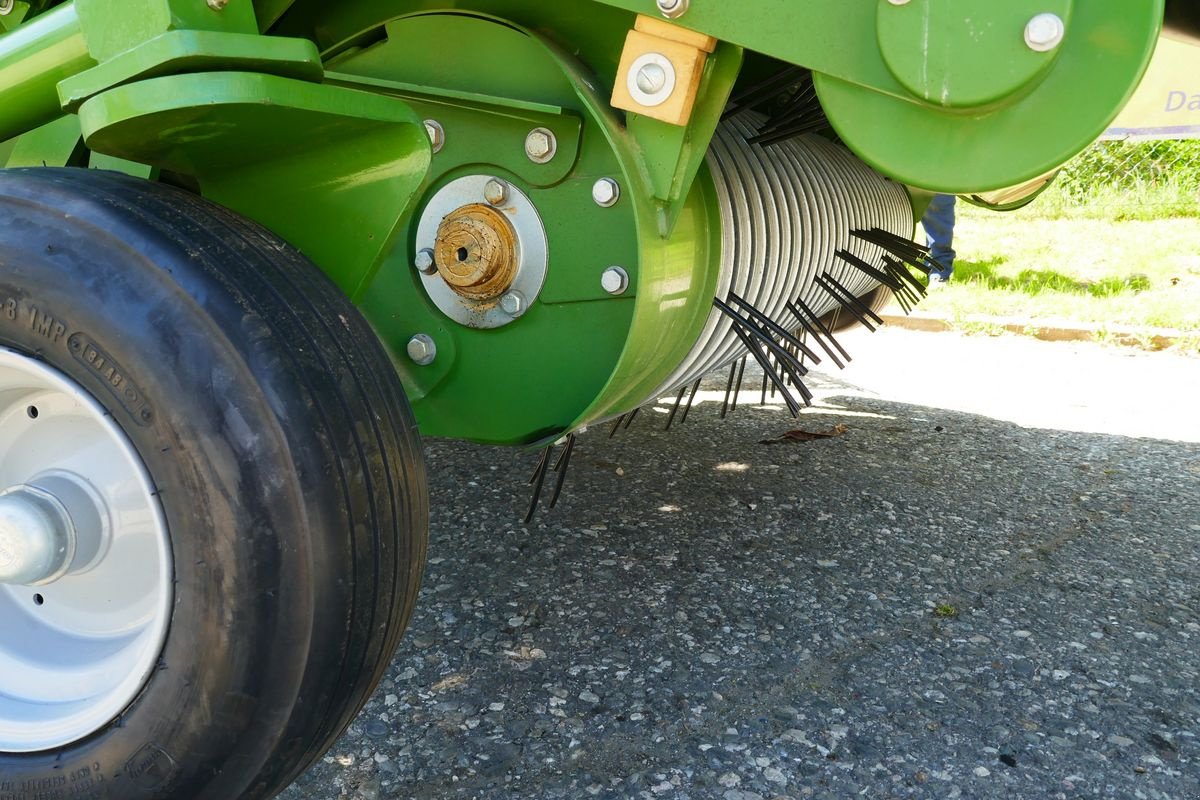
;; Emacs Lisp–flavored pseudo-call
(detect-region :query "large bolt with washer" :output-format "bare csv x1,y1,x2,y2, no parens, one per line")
1024,13,1065,52
0,0,15,15
0,486,76,586
424,120,445,154
407,334,437,366
601,267,630,296
500,292,526,317
414,248,437,275
656,0,689,19
592,179,621,208
524,129,557,164
206,0,228,10
484,179,508,206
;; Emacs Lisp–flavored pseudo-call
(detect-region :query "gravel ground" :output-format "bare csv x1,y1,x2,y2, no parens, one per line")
281,329,1200,800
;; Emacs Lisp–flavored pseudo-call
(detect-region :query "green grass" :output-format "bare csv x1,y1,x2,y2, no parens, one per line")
915,205,1200,348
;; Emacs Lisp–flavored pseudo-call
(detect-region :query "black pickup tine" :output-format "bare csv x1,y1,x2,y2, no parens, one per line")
852,228,943,275
837,250,905,294
679,377,702,425
822,272,886,327
547,434,577,510
609,414,627,439
730,356,748,412
524,444,554,523
723,66,806,119
717,296,813,373
789,297,851,365
814,275,877,332
665,384,688,431
760,365,769,405
730,324,802,417
715,300,813,411
624,408,640,429
726,293,823,365
720,358,739,419
883,255,929,298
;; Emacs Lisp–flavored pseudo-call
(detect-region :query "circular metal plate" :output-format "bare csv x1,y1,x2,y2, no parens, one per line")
416,176,549,329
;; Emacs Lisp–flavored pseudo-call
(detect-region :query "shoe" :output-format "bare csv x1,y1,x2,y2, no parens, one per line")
927,273,950,289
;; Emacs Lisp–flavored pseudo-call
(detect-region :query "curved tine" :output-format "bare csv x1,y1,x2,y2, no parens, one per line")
548,435,577,510
679,377,703,425
524,444,554,523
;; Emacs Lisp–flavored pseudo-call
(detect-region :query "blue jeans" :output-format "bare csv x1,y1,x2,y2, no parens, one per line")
921,194,956,280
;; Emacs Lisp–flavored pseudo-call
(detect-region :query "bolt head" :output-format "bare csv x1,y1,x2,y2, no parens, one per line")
484,179,508,206
407,334,437,366
414,248,437,275
524,128,557,164
592,178,621,208
500,292,525,316
1025,13,1065,52
206,0,229,10
636,63,669,95
424,120,445,154
0,487,75,587
0,0,14,15
601,267,630,296
656,0,689,18
886,0,910,5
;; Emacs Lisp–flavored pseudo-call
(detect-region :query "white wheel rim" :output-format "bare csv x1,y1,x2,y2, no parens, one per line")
0,347,171,752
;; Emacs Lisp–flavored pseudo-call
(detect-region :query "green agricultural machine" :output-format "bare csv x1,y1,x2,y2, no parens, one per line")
0,1,1193,797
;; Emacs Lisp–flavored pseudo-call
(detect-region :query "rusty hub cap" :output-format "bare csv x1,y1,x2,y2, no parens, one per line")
433,204,520,301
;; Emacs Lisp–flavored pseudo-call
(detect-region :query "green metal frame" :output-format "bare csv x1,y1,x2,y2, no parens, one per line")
0,0,1170,444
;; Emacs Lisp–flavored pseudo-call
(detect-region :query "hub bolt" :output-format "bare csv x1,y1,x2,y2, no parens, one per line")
414,248,437,275
601,267,630,296
592,178,622,208
500,292,526,317
407,334,437,366
524,128,558,164
424,120,445,154
484,179,509,206
1024,13,1065,52
0,486,76,586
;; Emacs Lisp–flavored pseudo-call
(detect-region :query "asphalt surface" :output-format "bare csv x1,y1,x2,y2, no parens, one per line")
281,328,1200,800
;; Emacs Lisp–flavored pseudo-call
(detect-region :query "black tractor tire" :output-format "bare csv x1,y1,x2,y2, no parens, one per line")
0,168,427,799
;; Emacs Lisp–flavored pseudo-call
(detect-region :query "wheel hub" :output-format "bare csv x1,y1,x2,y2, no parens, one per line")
0,485,77,586
434,203,519,301
0,347,171,753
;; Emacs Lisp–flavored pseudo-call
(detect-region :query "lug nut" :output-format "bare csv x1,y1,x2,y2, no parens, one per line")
500,292,525,317
1025,13,1065,52
206,0,229,10
656,0,689,19
592,178,621,208
484,179,508,206
601,267,630,296
414,248,437,275
525,128,557,164
407,334,437,366
424,120,445,154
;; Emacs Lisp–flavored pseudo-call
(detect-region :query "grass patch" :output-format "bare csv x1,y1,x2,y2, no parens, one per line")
916,207,1200,348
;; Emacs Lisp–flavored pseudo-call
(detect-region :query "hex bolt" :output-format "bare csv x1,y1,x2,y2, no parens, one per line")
524,128,557,164
627,53,677,107
886,0,910,5
414,248,437,275
592,178,621,208
206,0,229,10
1024,13,1065,52
601,266,630,296
656,0,689,19
484,179,508,206
424,120,445,154
406,334,437,366
0,0,14,15
500,292,525,317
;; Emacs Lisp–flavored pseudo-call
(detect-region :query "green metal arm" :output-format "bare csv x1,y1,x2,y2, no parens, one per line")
0,2,91,142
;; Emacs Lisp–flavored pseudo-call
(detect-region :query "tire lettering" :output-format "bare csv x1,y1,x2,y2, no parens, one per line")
68,333,156,427
125,744,176,791
4,298,15,320
28,307,66,345
0,762,103,800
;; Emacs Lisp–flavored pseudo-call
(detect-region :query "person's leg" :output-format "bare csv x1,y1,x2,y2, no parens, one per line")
921,194,957,282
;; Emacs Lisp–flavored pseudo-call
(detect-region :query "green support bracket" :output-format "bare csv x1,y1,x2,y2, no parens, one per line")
626,41,742,236
73,0,259,61
59,30,323,111
78,71,432,297
5,114,82,166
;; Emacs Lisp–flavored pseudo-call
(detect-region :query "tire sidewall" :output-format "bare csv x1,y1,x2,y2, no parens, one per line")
0,183,315,799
